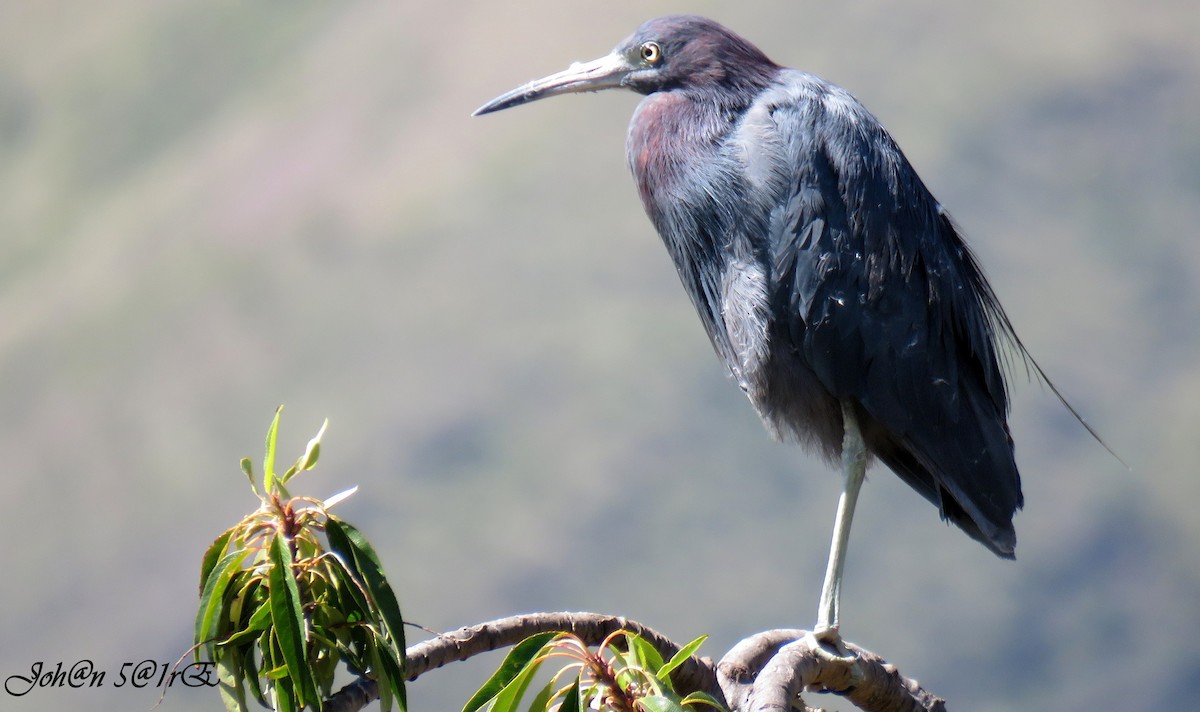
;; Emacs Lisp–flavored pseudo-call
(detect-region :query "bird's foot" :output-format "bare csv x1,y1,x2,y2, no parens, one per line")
809,625,851,659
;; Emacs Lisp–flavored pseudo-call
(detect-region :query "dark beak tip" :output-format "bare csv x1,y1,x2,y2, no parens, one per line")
472,95,520,117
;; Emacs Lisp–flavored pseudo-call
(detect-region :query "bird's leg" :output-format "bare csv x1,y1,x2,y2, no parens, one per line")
814,400,868,646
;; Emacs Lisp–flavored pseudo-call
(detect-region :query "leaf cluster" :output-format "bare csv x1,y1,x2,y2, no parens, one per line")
194,407,407,712
464,630,726,712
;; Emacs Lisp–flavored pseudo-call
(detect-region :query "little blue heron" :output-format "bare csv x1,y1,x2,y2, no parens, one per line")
474,15,1087,638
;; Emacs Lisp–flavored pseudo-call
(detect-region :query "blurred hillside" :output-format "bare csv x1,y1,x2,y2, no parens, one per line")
1,1,1197,711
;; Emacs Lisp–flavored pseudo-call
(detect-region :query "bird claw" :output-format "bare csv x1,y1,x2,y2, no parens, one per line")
809,627,852,659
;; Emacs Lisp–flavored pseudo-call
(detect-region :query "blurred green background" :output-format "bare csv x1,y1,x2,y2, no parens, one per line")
1,1,1197,710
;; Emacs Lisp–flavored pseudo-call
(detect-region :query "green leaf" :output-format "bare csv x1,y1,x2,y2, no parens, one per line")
362,625,408,712
287,418,328,483
526,678,555,712
488,655,546,712
369,643,393,712
281,418,328,484
323,485,358,510
267,532,319,710
657,635,707,680
680,691,729,711
295,531,321,562
196,548,251,659
371,626,408,712
258,628,276,678
626,634,664,675
558,680,582,712
273,676,296,712
638,695,688,712
242,646,268,709
312,648,338,701
200,528,234,594
326,553,372,621
216,647,249,712
263,406,283,494
461,631,558,712
218,597,271,648
226,575,260,630
240,457,258,497
379,638,408,710
325,519,406,653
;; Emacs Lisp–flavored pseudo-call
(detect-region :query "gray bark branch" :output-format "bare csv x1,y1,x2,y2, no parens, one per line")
717,629,946,711
323,613,946,712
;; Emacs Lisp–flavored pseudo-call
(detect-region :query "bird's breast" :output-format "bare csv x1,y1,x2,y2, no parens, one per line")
627,91,778,393
628,92,697,208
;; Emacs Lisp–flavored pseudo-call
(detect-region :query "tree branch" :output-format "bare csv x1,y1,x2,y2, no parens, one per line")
323,614,946,712
716,629,947,712
403,611,713,691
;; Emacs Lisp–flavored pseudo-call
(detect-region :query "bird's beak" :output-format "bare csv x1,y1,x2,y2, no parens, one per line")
473,52,635,116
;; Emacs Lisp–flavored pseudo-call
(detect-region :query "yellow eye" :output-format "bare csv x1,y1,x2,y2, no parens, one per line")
640,41,662,65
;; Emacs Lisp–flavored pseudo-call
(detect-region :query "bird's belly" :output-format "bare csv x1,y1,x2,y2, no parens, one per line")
745,342,845,464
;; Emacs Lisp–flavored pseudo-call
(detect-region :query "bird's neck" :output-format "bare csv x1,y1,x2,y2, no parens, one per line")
627,90,743,210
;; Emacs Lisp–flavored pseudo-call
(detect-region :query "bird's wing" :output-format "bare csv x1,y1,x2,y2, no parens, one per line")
764,83,1023,556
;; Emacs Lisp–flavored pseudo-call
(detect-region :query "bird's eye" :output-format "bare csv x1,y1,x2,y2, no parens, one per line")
640,41,662,65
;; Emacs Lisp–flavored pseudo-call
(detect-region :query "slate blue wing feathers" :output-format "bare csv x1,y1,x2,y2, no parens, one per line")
763,74,1023,555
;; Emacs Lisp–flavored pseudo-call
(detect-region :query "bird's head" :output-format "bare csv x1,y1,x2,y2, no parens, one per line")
473,15,779,116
